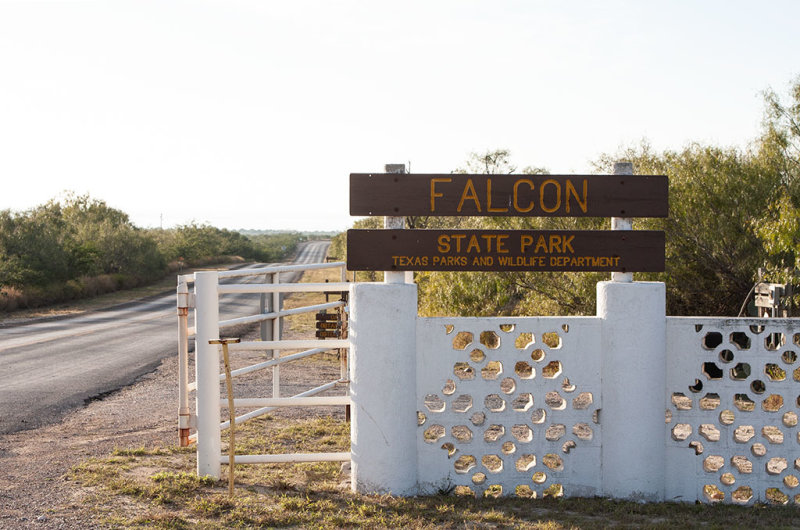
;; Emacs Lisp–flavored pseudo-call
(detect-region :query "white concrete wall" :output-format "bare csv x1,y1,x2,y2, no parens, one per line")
597,281,666,500
349,282,418,495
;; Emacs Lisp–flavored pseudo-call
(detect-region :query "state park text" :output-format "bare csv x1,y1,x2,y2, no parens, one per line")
347,230,665,272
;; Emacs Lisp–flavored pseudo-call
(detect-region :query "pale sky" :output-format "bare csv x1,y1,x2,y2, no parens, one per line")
1,1,799,231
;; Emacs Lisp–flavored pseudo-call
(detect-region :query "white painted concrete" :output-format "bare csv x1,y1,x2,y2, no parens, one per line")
194,271,222,478
349,282,419,494
597,280,666,500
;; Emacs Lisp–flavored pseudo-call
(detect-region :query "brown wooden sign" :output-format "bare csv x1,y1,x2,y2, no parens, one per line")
347,229,665,272
350,173,668,218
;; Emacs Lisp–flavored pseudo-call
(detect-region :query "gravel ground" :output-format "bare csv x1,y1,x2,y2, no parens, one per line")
0,316,346,529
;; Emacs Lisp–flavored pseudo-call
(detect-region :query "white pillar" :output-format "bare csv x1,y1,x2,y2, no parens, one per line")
597,280,666,500
195,271,221,478
349,282,418,494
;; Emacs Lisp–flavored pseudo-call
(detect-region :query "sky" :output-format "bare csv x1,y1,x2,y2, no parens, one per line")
1,1,799,232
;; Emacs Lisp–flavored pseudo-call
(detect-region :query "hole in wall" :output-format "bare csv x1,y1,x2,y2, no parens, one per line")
561,378,575,392
443,379,456,395
471,472,486,485
516,454,536,471
454,362,475,380
573,423,593,441
702,362,724,380
782,350,797,364
481,361,503,380
452,394,473,413
417,411,427,426
672,424,692,441
543,484,564,498
695,324,703,332
731,363,751,380
515,361,534,379
562,324,569,332
699,393,720,410
703,332,723,350
441,443,457,457
452,425,473,443
545,391,566,410
703,484,725,502
734,425,755,443
665,409,673,423
453,455,476,474
719,409,735,425
500,377,516,394
515,333,534,350
762,425,784,444
703,455,724,472
532,471,547,484
483,485,502,498
719,349,734,363
750,380,766,394
783,411,798,427
672,392,692,410
784,475,799,489
453,486,474,497
545,424,566,441
732,455,753,474
734,393,755,411
515,484,535,498
482,454,503,473
766,488,789,505
483,424,505,443
543,453,564,471
512,393,534,412
424,394,445,412
452,332,473,350
542,360,563,379
562,440,576,453
689,379,703,393
470,349,486,363
470,412,486,426
699,424,720,442
763,394,784,412
767,457,789,475
689,441,704,455
721,472,736,486
766,364,786,381
423,425,445,443
732,485,753,503
573,392,593,410
730,332,751,350
766,333,786,351
531,408,547,424
795,367,800,382
445,325,455,335
484,394,506,412
499,324,515,333
502,441,516,455
750,443,766,457
531,349,546,362
512,424,533,443
480,331,500,349
542,332,561,349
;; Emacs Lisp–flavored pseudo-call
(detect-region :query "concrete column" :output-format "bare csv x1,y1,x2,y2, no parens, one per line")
349,282,418,494
194,271,221,478
597,280,666,500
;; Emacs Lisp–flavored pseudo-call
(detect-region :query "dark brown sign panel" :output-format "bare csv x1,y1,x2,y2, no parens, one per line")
350,173,668,218
347,229,665,272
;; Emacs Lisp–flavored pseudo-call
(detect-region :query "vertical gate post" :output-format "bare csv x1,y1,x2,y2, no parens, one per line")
195,271,221,478
349,282,418,494
383,163,408,285
597,280,666,500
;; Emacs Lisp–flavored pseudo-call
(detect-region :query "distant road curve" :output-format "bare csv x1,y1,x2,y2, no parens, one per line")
0,240,331,435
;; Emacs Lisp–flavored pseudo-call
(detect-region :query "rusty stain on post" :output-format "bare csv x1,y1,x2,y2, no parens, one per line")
210,338,241,496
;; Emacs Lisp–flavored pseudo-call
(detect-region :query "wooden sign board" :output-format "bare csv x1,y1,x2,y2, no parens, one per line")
315,321,340,330
315,313,340,321
347,229,665,272
350,173,668,218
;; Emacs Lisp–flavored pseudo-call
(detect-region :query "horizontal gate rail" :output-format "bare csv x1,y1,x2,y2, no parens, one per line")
230,339,349,350
218,300,345,330
218,282,350,294
224,452,351,464
221,395,351,408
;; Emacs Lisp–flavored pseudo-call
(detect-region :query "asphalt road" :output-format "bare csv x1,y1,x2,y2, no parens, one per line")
0,240,331,434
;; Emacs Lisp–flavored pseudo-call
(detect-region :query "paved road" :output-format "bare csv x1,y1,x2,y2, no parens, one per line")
0,241,331,434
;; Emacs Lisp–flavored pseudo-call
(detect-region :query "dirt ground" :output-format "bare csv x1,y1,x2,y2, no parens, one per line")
0,278,347,529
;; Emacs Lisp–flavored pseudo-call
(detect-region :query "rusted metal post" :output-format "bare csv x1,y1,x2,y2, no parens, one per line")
177,279,192,447
210,338,241,496
611,162,634,283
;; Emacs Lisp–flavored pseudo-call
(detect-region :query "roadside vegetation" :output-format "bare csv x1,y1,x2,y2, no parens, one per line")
0,195,311,312
333,77,800,317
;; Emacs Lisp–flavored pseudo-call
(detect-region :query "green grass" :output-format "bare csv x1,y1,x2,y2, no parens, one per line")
69,415,800,529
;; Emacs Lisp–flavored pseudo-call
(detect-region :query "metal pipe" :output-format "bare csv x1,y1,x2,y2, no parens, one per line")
218,282,350,294
224,452,351,464
178,261,345,285
177,280,191,447
272,272,281,399
230,339,349,350
218,301,345,329
218,379,344,431
611,162,634,283
221,396,351,408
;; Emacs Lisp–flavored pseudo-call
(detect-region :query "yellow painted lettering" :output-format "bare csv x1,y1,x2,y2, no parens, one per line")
535,235,548,253
466,235,481,253
540,179,562,213
437,234,451,253
513,179,535,213
520,234,534,253
565,179,588,214
430,177,452,212
486,178,508,213
457,179,481,212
